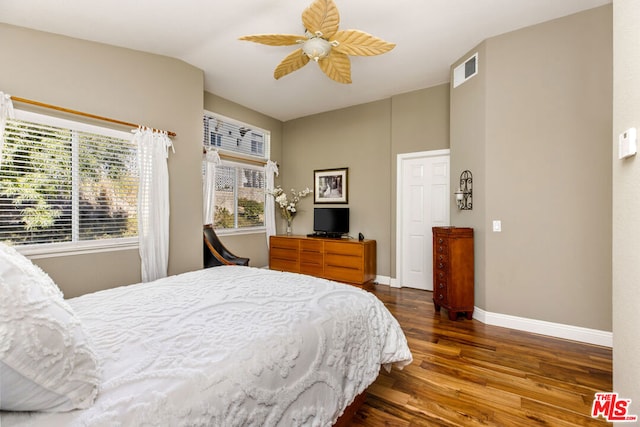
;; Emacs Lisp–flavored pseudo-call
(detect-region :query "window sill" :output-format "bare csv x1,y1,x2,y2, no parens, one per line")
17,238,139,259
215,227,266,237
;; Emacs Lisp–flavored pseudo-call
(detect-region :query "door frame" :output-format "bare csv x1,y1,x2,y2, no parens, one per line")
395,149,450,288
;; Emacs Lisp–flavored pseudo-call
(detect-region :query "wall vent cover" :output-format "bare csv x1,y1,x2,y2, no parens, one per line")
453,53,478,88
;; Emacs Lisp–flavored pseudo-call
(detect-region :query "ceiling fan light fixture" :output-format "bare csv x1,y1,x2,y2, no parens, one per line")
302,37,332,62
239,0,395,83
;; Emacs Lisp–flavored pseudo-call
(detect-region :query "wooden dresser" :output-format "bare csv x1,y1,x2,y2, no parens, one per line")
432,227,474,320
269,235,376,289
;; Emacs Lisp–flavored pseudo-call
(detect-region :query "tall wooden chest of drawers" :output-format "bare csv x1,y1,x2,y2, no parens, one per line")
432,227,474,320
269,235,376,289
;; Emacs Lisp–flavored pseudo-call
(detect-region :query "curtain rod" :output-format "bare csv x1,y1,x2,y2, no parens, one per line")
10,96,177,137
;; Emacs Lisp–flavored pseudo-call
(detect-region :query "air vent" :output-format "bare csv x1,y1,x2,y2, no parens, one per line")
453,53,478,88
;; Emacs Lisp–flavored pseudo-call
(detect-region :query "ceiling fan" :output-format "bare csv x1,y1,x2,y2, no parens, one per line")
239,0,395,84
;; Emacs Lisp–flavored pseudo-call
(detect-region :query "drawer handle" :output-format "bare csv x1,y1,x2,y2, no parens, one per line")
438,272,444,279
438,263,444,269
438,238,444,244
438,246,444,252
438,294,444,300
439,283,444,289
439,255,444,261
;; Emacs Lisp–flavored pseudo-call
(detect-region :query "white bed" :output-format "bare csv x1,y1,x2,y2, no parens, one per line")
1,263,411,426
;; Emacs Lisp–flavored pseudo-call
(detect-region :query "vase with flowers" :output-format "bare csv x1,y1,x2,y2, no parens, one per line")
270,186,312,235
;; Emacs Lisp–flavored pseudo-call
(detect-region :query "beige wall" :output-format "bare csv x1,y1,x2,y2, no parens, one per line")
0,24,204,297
451,6,613,330
281,89,450,279
203,92,284,268
283,100,393,275
612,0,640,409
390,84,450,277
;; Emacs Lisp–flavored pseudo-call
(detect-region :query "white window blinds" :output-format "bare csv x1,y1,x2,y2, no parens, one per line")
0,110,138,247
203,113,267,159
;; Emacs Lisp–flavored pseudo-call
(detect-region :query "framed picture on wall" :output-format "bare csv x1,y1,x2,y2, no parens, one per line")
314,167,348,204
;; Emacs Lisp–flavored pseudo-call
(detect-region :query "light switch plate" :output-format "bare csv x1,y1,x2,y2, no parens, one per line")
492,220,501,232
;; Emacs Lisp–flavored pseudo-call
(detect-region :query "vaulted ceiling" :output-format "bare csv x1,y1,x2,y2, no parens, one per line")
0,0,611,121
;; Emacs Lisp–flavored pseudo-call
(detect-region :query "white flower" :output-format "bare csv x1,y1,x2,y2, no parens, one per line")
269,185,313,221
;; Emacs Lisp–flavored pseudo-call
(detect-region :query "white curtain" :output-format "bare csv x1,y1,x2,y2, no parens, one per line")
134,127,174,282
0,92,15,166
265,160,279,247
203,148,221,225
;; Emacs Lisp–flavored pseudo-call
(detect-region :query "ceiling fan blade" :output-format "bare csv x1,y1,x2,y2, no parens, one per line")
239,34,303,46
274,48,311,80
302,0,340,39
332,30,396,56
318,51,351,84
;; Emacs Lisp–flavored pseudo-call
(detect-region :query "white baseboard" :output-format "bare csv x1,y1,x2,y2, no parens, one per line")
473,306,612,348
375,275,399,287
380,279,611,347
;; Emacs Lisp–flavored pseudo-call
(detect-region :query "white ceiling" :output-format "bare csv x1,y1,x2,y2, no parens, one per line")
1,0,610,121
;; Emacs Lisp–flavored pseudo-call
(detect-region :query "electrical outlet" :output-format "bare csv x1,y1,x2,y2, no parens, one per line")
492,220,502,232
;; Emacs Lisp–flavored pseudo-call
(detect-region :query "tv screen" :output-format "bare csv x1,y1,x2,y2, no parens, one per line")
313,208,349,237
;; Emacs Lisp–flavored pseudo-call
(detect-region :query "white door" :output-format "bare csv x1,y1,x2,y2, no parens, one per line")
397,150,450,290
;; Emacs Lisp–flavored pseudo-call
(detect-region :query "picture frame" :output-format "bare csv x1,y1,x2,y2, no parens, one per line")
314,167,348,204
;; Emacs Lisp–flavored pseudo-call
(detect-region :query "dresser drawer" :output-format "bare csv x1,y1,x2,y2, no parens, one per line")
300,239,323,252
271,237,300,250
270,258,299,273
436,269,447,282
325,241,363,257
436,244,448,255
269,236,375,287
270,246,299,262
435,290,448,305
325,253,363,271
324,265,363,284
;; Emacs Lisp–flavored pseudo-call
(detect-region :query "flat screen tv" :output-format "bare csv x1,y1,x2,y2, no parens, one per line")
313,208,349,238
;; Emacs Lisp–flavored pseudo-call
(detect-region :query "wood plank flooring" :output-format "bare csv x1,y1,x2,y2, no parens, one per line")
351,285,613,426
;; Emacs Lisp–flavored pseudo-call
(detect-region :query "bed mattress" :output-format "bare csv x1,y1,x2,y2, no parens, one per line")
2,266,411,426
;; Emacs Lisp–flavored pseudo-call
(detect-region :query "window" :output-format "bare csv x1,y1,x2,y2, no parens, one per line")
0,110,138,254
213,163,265,229
203,113,266,159
203,112,269,233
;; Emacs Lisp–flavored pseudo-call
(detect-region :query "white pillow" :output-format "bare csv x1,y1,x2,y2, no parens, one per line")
0,242,100,412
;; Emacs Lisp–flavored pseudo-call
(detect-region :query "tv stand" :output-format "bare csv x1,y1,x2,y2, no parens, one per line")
269,235,376,289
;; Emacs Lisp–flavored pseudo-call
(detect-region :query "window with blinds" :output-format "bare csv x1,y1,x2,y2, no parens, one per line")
203,112,269,233
0,110,138,251
203,112,267,159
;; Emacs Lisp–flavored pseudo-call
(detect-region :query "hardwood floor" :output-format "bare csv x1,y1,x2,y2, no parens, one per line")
352,285,613,426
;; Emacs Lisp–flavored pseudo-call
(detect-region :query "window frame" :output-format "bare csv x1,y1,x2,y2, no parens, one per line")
203,111,270,236
213,159,267,237
3,109,138,257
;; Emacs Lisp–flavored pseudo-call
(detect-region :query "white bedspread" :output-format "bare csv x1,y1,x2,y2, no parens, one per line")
2,266,411,426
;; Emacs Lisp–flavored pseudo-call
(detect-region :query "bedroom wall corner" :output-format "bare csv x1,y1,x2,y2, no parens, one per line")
451,5,613,331
449,42,489,310
612,0,640,411
0,23,204,297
